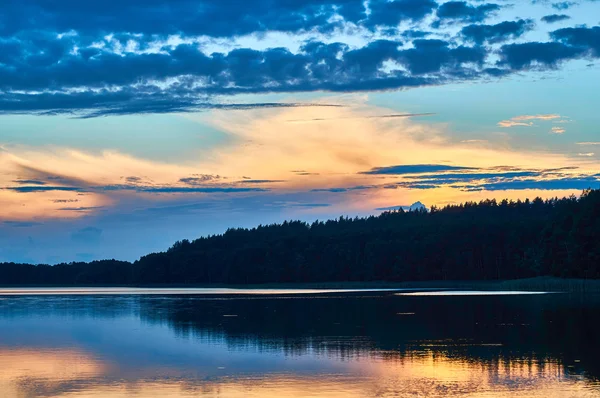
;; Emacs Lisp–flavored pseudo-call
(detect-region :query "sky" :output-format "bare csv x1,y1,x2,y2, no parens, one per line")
1,0,600,264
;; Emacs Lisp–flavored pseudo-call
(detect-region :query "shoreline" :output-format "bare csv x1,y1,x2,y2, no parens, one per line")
1,277,599,292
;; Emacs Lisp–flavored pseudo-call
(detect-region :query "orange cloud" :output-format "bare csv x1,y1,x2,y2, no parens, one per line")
1,99,598,222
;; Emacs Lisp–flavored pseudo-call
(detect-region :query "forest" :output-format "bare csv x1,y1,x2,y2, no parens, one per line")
1,189,599,285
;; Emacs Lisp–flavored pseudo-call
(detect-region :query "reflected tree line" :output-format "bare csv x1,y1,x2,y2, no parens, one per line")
1,189,600,284
137,293,600,380
2,292,597,380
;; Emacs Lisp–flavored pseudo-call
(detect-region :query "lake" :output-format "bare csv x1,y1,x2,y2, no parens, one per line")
0,288,599,397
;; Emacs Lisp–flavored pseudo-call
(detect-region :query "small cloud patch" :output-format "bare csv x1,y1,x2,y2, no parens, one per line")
498,114,562,127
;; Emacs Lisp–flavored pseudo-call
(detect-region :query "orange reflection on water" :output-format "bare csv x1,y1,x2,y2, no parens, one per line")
0,348,598,397
0,348,106,397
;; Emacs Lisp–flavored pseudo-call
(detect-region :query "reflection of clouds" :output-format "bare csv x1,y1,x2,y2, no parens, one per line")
0,348,593,398
0,348,106,397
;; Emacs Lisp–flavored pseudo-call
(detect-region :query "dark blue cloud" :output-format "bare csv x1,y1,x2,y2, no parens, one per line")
3,184,267,194
461,19,534,44
434,1,501,26
4,186,86,193
551,1,577,10
365,0,438,28
311,185,376,192
497,26,600,70
0,36,488,116
101,185,269,193
0,0,449,39
13,179,47,185
551,26,600,56
396,39,487,75
471,177,600,191
2,221,44,228
403,170,543,181
0,0,366,38
1,0,598,116
237,180,286,184
360,164,476,175
400,29,434,39
497,41,585,69
541,14,571,23
289,203,331,208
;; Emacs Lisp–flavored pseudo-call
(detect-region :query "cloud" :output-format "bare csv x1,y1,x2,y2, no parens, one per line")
237,180,286,184
434,1,501,26
550,126,566,134
497,41,585,70
179,175,221,185
360,164,476,175
103,185,269,193
311,185,377,193
58,206,104,212
365,0,438,28
551,2,577,10
498,114,562,127
0,99,593,226
497,120,534,127
287,113,435,122
3,183,268,194
576,142,600,145
470,177,600,191
0,0,368,38
13,179,47,185
461,19,534,44
541,14,571,23
2,221,44,228
403,170,543,182
288,203,331,208
4,186,86,193
551,26,600,57
1,4,599,116
578,152,595,157
461,139,488,143
0,90,345,118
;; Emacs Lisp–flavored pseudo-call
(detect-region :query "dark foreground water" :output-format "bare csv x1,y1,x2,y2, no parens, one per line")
0,288,599,397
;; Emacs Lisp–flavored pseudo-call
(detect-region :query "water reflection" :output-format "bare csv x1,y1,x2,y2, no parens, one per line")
0,291,599,397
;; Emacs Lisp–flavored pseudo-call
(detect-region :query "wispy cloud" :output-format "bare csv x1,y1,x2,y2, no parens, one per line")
498,114,562,128
286,113,435,123
576,142,600,145
360,164,476,175
578,153,595,157
0,99,594,224
550,127,566,134
2,221,44,228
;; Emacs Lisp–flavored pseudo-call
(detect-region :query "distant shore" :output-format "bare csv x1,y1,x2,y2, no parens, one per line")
1,277,600,292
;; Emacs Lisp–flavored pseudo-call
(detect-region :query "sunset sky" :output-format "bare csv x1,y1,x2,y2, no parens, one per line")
1,0,600,263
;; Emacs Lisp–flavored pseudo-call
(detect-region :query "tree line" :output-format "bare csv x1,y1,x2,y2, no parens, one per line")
2,189,600,285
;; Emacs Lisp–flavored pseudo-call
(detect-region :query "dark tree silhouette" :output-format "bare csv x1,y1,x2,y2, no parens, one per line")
2,189,600,285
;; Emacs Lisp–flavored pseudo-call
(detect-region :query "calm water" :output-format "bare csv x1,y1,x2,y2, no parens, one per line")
0,289,599,397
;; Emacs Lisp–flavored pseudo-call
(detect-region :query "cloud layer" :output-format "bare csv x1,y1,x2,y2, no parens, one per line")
1,1,599,116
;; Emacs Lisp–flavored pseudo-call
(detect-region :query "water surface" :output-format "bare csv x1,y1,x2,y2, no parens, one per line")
0,289,599,397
